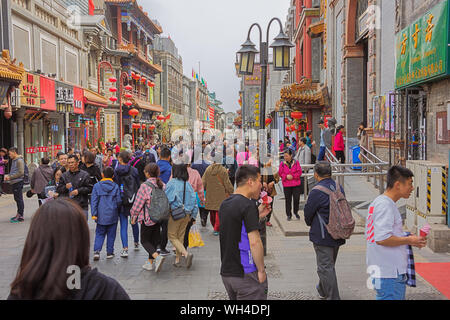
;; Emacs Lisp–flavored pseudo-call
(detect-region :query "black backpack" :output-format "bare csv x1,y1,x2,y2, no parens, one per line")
120,167,140,207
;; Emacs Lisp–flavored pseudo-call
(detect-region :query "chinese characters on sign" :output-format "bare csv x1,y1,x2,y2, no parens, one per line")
396,0,449,89
105,113,117,143
26,145,62,154
20,72,41,108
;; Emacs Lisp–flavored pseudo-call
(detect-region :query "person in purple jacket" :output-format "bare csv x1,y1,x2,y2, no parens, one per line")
278,149,303,221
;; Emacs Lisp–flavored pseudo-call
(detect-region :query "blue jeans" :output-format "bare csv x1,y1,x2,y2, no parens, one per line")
119,212,139,249
94,223,118,254
12,181,24,217
318,146,326,161
373,273,407,300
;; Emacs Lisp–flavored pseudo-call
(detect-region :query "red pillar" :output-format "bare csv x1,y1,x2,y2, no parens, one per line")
117,7,122,44
304,0,312,79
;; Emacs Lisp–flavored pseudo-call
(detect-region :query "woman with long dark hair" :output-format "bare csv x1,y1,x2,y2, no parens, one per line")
131,163,167,272
165,164,198,268
8,198,129,300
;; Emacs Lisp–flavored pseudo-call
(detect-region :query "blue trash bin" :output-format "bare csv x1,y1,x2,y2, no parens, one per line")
350,145,362,170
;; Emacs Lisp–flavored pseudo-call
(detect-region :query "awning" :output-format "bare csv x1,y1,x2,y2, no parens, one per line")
134,98,163,112
83,88,109,108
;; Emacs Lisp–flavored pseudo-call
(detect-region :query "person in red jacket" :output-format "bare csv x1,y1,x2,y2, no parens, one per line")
334,125,346,164
278,149,303,221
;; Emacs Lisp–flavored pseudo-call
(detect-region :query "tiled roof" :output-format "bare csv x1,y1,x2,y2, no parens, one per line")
0,50,24,83
279,78,327,107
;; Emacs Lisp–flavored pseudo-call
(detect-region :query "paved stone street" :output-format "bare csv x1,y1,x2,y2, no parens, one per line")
0,176,448,300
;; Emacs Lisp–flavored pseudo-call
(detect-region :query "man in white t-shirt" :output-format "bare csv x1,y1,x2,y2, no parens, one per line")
366,166,427,300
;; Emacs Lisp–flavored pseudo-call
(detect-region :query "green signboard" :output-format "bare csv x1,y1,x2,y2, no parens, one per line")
395,0,450,89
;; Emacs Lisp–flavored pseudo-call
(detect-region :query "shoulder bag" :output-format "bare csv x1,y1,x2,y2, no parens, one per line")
171,181,188,220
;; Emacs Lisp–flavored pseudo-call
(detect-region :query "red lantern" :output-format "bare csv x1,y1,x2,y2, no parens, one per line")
109,87,117,93
148,81,155,88
109,96,117,102
265,118,272,126
125,101,133,107
290,124,296,131
291,111,303,119
136,74,141,80
141,77,146,83
109,77,117,83
125,85,133,91
284,118,289,124
128,108,139,117
142,124,146,129
124,93,133,99
157,115,165,121
132,123,140,130
149,125,156,131
131,72,135,78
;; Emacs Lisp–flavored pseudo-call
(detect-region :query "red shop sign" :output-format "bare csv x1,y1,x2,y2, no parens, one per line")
26,147,36,154
37,147,49,153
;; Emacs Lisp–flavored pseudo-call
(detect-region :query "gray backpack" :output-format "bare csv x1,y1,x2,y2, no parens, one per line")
144,181,170,223
313,182,355,240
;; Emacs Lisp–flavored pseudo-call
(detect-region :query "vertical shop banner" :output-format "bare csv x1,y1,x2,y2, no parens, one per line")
20,72,41,108
73,86,84,115
40,76,56,111
396,0,450,88
209,107,215,129
105,113,117,143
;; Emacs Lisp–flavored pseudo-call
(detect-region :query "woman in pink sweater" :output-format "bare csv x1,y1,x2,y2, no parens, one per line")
278,149,303,221
334,125,346,164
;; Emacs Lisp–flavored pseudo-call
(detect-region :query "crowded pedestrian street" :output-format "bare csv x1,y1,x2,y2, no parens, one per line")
0,175,448,300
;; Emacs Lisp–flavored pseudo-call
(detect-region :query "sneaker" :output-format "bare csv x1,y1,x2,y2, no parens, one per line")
294,214,300,220
154,255,166,273
159,249,171,256
287,216,292,221
142,261,154,271
106,253,114,259
186,253,194,269
316,284,327,300
213,231,219,236
10,215,24,223
134,242,140,251
266,221,273,227
93,251,100,261
120,249,128,258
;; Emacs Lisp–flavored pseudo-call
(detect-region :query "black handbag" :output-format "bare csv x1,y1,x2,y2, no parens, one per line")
171,181,187,221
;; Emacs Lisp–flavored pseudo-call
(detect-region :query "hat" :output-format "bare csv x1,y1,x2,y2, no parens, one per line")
0,148,7,154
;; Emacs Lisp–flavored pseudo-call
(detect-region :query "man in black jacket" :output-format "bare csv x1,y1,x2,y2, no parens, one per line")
304,162,345,300
57,155,93,220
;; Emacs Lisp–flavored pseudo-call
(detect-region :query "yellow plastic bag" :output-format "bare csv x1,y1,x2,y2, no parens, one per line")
188,224,205,248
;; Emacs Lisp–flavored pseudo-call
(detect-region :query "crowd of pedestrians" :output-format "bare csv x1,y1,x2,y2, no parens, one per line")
4,123,427,301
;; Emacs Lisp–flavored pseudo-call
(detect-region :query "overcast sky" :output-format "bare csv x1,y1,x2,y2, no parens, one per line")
145,0,291,113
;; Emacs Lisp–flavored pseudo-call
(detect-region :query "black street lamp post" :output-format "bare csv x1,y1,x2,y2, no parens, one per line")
237,19,294,256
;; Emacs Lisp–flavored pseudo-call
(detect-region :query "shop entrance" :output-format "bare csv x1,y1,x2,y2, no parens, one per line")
406,89,427,161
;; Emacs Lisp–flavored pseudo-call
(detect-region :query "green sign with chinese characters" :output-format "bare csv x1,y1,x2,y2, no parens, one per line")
396,0,450,89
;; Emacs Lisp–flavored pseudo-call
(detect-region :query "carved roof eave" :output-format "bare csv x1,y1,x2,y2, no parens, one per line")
0,50,25,83
279,79,327,109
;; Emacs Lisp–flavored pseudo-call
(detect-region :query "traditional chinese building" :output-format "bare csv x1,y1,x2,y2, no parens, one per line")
394,0,450,164
278,0,329,147
105,0,164,145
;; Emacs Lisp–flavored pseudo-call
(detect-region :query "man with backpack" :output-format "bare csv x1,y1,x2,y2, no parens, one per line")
114,151,141,257
304,162,354,300
5,147,28,223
